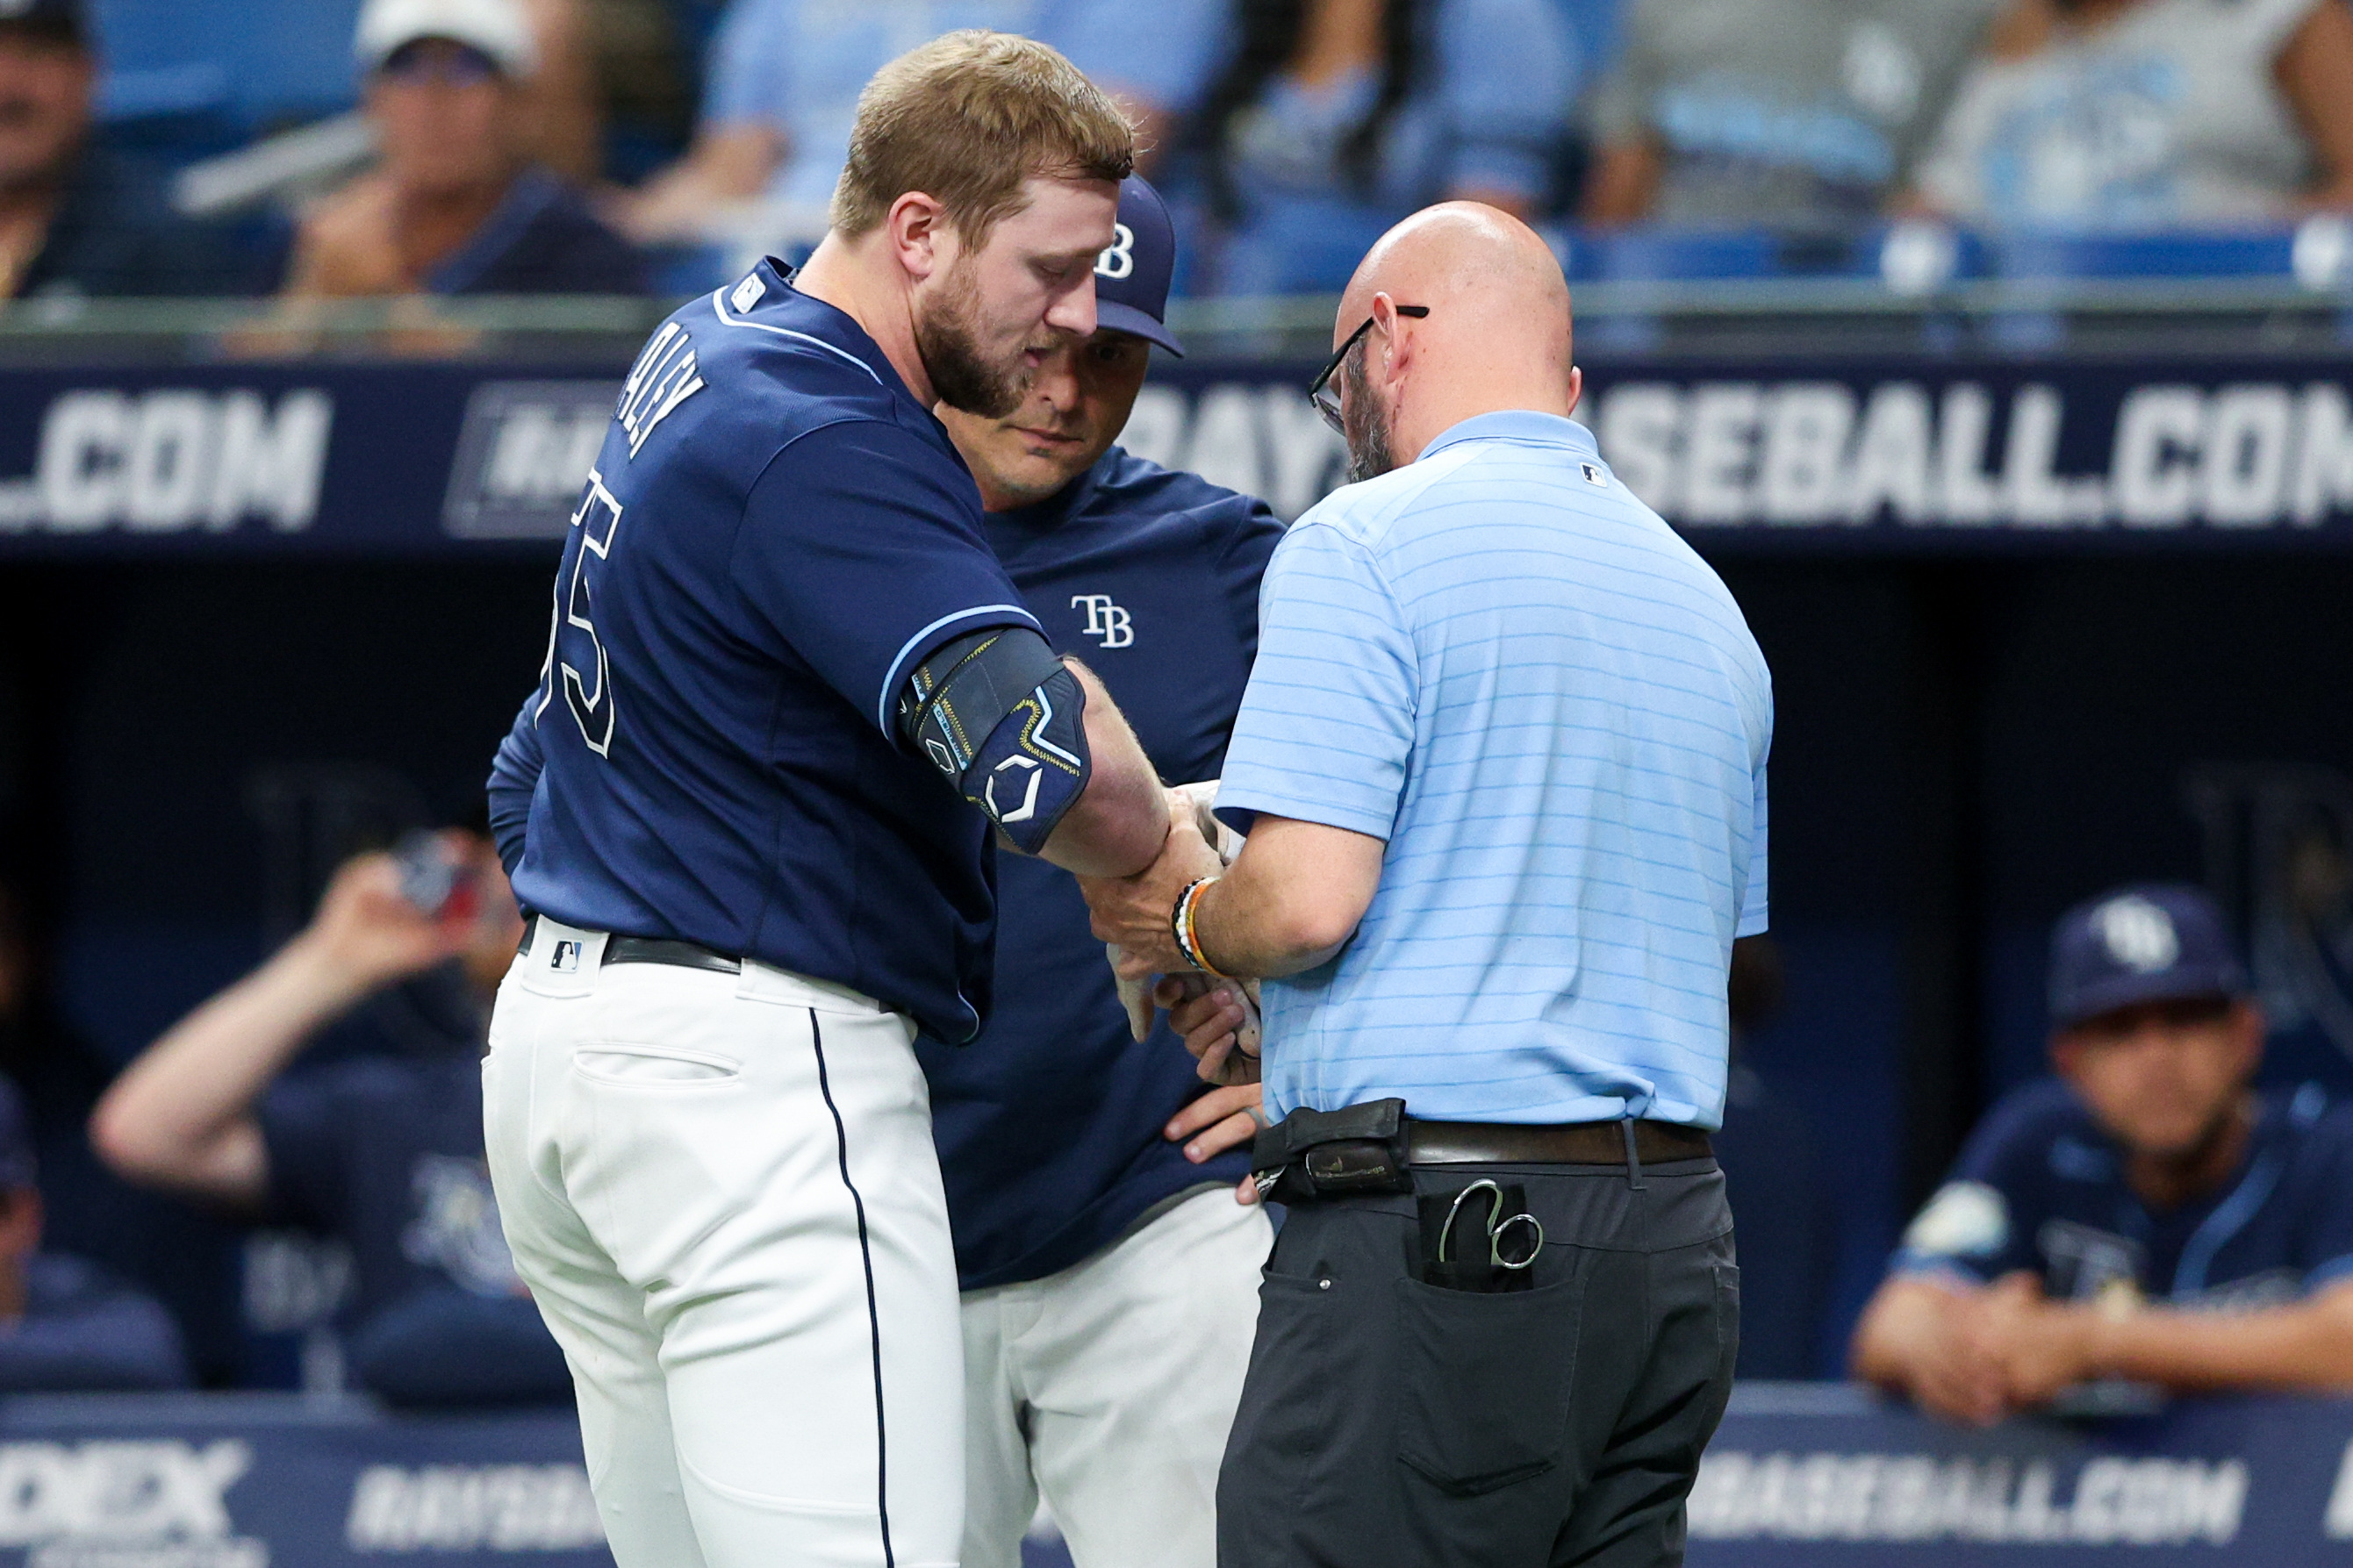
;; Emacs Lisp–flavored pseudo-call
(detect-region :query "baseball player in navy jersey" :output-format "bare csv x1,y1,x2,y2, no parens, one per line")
478,35,1221,1568
921,175,1285,1568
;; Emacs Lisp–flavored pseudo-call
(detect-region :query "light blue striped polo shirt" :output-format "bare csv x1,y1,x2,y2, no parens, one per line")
1219,412,1771,1128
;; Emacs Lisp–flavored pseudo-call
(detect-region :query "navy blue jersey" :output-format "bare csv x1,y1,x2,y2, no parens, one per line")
916,447,1283,1291
1894,1079,2353,1310
261,1052,531,1322
495,262,1040,1042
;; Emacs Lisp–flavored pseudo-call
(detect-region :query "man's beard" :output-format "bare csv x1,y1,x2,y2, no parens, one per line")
1342,352,1395,483
916,260,1038,419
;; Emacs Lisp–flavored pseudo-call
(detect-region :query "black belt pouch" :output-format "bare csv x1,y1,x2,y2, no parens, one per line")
1252,1099,1412,1205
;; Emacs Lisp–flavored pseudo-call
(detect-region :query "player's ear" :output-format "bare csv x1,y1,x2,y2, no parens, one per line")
2227,999,2265,1077
886,191,949,283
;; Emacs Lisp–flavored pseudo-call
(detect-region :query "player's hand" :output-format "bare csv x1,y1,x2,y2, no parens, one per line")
1079,803,1223,972
1165,1083,1269,1206
1887,1284,2012,1428
1977,1271,2099,1410
296,848,472,992
1157,976,1262,1085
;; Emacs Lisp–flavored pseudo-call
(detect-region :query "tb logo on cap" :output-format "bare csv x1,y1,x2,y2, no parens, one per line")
2096,895,2180,973
1095,224,1137,282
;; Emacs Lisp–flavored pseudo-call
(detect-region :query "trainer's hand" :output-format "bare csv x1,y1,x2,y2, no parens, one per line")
1079,800,1223,973
1165,1083,1267,1206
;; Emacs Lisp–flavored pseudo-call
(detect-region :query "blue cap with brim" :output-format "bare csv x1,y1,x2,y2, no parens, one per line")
2048,883,2249,1031
1093,175,1183,357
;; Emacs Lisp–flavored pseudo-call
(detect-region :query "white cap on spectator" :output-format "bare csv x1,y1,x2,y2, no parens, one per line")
355,0,539,79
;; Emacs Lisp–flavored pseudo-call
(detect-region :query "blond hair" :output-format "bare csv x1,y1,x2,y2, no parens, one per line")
829,31,1135,246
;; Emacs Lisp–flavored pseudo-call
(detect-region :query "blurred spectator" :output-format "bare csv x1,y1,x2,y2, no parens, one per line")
1711,934,1838,1378
1853,884,2353,1424
1912,0,2353,226
90,832,571,1409
519,0,604,183
616,0,1230,246
0,897,187,1393
281,0,647,300
1583,0,2000,226
0,0,256,299
1192,0,1579,295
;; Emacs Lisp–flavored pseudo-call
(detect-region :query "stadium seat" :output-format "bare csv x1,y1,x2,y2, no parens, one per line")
1566,226,1903,283
1986,228,2302,282
90,0,364,135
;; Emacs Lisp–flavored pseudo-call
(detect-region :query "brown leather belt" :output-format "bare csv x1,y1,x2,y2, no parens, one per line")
1407,1118,1711,1166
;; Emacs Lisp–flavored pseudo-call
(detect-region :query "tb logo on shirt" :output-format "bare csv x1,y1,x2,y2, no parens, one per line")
1072,594,1134,649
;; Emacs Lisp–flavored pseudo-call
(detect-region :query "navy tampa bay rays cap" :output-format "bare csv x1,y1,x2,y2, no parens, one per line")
1092,175,1184,358
2048,883,2250,1031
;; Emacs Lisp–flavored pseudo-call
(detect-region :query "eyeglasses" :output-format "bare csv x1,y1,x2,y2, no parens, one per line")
1307,304,1429,434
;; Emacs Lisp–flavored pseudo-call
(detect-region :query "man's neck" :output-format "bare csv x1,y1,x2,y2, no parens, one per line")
793,232,936,408
1398,390,1574,466
2127,1094,2256,1212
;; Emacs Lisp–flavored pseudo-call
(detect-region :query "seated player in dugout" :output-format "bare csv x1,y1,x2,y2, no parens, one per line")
1853,884,2353,1424
90,827,571,1407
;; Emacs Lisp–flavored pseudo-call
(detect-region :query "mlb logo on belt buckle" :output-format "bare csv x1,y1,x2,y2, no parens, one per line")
552,941,583,973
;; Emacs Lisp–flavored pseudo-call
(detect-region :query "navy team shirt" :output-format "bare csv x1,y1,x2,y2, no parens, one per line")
261,1049,572,1404
493,262,1040,1042
918,447,1281,1291
1894,1078,2353,1310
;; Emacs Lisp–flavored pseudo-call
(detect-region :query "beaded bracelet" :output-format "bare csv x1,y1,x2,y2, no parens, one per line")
1170,877,1229,978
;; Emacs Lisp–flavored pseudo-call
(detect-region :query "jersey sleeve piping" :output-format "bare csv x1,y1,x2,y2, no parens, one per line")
1888,1250,1990,1288
2307,1253,2353,1293
709,290,888,387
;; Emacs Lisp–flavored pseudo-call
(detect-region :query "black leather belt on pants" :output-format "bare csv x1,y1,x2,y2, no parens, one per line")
1408,1118,1711,1165
519,913,743,975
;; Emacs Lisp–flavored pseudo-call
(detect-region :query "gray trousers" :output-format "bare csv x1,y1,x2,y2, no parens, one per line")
1216,1158,1738,1568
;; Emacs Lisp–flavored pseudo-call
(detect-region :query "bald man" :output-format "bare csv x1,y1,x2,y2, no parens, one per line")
1082,204,1775,1564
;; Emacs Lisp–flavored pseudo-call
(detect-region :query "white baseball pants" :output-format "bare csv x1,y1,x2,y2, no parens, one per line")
960,1186,1272,1568
483,918,964,1568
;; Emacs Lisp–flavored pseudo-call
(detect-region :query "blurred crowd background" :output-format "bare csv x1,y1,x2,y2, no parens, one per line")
4,0,2353,311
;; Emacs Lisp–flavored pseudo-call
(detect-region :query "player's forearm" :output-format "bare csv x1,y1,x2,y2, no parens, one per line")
90,935,357,1183
2087,1291,2353,1392
1037,660,1169,879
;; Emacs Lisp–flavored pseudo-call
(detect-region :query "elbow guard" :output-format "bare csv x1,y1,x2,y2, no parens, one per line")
896,628,1092,854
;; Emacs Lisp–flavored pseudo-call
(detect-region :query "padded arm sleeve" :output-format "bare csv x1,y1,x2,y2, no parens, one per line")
895,627,1093,855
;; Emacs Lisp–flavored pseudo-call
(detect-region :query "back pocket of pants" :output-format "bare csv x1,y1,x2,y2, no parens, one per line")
1393,1271,1583,1496
572,1043,741,1085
